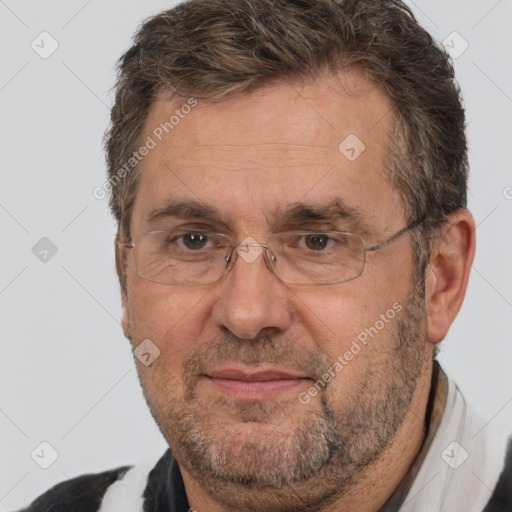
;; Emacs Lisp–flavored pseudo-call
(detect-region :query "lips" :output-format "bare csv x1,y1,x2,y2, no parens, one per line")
204,366,310,400
208,368,307,381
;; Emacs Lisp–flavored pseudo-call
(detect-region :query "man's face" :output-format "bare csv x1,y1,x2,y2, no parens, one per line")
122,74,430,508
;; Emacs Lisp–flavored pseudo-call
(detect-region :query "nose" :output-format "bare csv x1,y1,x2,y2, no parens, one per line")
211,243,293,339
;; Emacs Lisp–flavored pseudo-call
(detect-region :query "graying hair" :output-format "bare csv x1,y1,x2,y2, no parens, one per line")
105,0,468,291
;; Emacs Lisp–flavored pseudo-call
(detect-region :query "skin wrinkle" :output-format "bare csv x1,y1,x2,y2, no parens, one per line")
135,281,427,512
122,77,441,512
156,144,340,176
105,2,473,510
107,0,468,260
142,198,373,239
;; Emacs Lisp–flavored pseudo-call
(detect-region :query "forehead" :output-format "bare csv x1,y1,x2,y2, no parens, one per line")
131,72,404,235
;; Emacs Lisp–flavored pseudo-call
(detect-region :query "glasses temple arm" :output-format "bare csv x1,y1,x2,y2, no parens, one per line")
364,217,424,252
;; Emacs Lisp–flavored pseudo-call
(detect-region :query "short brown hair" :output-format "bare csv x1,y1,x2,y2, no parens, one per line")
105,0,468,288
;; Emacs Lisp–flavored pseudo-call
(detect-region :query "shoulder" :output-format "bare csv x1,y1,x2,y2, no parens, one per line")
18,465,132,512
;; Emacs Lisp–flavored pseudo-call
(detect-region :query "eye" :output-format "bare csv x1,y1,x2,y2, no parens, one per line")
301,233,333,251
176,233,211,250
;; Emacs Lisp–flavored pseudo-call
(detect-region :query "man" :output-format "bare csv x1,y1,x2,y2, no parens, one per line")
19,0,511,510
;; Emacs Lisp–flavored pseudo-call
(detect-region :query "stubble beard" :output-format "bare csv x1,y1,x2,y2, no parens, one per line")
139,282,427,511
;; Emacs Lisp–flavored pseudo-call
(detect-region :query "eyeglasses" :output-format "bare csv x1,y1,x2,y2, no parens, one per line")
121,218,424,286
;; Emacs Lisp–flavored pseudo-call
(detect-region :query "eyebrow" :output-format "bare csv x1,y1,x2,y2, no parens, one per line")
147,200,223,225
145,198,371,235
271,199,371,235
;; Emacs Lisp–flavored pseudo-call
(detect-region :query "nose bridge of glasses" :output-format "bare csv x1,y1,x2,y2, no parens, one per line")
224,238,277,275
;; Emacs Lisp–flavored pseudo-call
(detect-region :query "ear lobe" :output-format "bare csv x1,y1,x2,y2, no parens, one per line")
425,209,476,344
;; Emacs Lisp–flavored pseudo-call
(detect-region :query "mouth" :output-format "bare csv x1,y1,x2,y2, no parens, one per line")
204,366,311,400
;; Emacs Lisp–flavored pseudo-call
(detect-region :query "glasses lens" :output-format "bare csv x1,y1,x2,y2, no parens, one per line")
267,231,365,284
132,230,366,285
134,231,231,285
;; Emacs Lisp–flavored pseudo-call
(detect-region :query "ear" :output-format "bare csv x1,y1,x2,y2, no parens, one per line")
424,209,476,344
121,291,132,340
115,240,132,341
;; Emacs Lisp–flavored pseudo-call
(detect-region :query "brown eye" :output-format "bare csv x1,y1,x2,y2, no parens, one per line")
304,234,329,250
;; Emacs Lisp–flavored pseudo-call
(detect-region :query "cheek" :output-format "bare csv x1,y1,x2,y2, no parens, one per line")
293,281,406,389
293,285,380,356
126,279,214,374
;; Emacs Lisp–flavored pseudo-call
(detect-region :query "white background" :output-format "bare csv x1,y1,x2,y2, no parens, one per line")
1,0,511,509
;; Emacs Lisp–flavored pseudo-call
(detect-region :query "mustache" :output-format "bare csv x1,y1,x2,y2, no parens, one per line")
182,333,329,383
